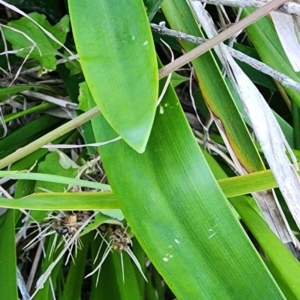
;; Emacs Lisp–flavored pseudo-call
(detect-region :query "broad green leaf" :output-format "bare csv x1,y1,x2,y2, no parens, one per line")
203,149,300,299
162,0,296,260
68,0,158,152
161,0,266,174
3,13,69,72
86,78,284,298
232,196,300,300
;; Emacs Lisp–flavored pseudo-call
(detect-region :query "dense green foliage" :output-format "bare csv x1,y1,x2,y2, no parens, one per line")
0,0,300,299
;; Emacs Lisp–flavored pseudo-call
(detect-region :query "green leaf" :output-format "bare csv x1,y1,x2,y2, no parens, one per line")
171,72,188,87
3,13,69,71
0,171,110,191
161,0,266,175
34,235,64,300
90,239,121,300
0,84,54,101
109,251,145,300
0,210,18,300
144,0,164,20
0,192,118,210
203,149,300,299
87,77,284,297
3,161,300,210
232,196,300,300
68,0,158,152
34,151,78,193
61,234,91,300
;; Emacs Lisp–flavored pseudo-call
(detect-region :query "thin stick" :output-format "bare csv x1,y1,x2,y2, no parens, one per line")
159,0,288,79
196,0,300,16
0,107,99,169
152,23,300,93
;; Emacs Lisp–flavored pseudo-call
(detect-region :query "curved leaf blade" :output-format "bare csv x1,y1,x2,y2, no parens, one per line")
88,79,284,298
68,0,158,152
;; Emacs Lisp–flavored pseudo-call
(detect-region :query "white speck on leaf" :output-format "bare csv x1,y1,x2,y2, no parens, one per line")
163,253,174,262
208,232,217,239
132,35,135,40
143,40,148,46
174,239,180,244
159,105,164,114
208,223,218,239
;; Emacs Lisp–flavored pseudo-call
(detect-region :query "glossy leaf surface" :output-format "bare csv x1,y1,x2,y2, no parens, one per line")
69,0,158,152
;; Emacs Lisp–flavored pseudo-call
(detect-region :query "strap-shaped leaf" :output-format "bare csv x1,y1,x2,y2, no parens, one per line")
0,211,18,299
86,79,284,298
68,0,158,153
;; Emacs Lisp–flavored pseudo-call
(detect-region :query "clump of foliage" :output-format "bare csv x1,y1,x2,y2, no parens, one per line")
1,0,300,299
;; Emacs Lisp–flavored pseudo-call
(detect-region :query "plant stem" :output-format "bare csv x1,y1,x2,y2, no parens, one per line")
159,0,289,79
0,107,100,169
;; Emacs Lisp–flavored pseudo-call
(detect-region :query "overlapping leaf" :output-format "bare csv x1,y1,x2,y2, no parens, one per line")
69,0,158,152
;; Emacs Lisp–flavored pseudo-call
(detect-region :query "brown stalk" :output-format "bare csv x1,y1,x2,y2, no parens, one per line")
159,0,288,79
